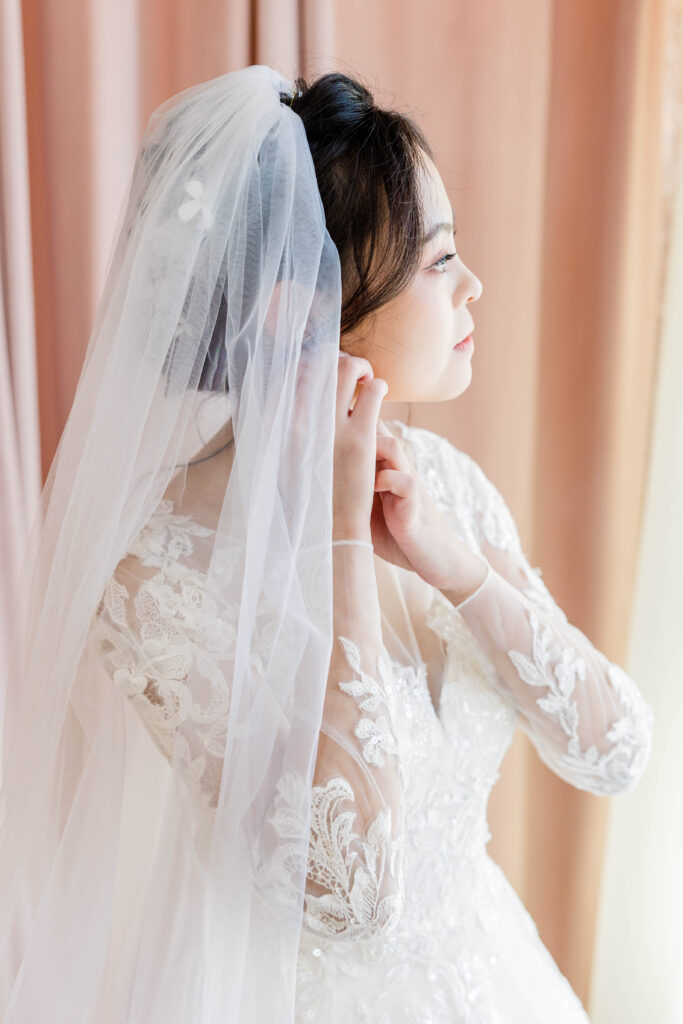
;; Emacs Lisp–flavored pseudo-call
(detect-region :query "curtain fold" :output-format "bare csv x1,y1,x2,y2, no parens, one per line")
590,16,683,1015
526,0,668,997
0,0,40,717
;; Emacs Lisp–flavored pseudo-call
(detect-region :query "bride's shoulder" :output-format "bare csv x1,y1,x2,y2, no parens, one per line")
129,498,214,559
96,498,214,608
92,496,225,650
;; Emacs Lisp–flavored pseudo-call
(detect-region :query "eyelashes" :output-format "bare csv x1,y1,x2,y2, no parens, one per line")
432,251,457,273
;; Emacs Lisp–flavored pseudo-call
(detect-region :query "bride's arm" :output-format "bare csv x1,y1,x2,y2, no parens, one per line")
431,456,654,797
301,540,405,939
92,530,405,942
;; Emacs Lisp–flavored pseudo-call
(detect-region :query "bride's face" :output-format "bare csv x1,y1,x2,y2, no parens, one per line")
340,150,482,403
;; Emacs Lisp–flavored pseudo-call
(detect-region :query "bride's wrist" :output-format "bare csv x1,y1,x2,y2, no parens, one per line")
439,546,491,609
332,518,372,545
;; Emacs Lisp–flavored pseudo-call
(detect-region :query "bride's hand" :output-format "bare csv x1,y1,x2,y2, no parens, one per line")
371,421,473,591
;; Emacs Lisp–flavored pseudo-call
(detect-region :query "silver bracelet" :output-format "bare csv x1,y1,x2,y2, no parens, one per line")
331,539,374,550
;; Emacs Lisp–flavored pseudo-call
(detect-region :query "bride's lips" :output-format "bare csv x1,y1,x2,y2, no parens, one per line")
453,334,473,351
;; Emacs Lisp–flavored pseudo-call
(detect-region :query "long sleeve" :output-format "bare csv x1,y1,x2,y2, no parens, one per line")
300,541,405,939
90,502,405,943
424,440,654,798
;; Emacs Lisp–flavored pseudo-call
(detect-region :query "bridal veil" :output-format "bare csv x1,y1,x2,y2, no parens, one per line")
0,61,434,1022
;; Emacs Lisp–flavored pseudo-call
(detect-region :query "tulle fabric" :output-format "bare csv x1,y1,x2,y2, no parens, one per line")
0,64,426,1022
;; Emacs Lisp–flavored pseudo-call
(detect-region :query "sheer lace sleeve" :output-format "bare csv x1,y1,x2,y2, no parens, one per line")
90,502,404,942
420,437,654,798
301,541,405,939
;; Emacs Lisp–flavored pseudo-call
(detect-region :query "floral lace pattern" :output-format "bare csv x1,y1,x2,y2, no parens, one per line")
305,775,404,938
251,636,407,941
336,635,401,770
504,601,653,795
93,502,235,815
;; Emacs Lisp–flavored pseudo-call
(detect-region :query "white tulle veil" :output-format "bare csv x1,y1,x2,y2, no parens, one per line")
0,63,427,1022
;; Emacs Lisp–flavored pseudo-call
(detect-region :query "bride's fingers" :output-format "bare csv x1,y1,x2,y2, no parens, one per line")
374,468,416,500
375,432,411,473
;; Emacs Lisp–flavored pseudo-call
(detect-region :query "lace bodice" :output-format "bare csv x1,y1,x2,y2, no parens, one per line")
90,419,653,1022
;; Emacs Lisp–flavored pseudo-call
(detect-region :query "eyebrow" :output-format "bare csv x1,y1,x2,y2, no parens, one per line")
422,209,457,245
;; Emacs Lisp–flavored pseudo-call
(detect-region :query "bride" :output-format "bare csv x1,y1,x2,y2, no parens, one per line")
0,64,653,1023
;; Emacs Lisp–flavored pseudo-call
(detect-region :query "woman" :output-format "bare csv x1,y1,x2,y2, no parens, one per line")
0,65,653,1022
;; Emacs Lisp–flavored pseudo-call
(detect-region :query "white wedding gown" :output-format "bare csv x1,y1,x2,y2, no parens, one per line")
91,419,654,1023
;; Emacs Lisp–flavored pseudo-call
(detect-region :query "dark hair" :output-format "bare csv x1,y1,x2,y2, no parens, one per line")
280,72,434,336
195,70,434,392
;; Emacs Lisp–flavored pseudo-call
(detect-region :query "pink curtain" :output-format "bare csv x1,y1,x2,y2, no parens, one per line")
3,0,677,1006
0,0,40,682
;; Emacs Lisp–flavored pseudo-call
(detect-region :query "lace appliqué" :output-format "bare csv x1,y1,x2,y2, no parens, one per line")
304,776,404,939
336,635,401,770
251,768,311,919
257,635,405,941
302,637,404,938
253,768,404,939
93,501,236,815
508,601,653,794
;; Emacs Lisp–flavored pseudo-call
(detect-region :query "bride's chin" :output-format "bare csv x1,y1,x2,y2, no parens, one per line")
435,375,473,403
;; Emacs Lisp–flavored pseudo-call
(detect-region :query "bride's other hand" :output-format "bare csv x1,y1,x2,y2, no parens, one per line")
332,352,388,543
372,421,487,593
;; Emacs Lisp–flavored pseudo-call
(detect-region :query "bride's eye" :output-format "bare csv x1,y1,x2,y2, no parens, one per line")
432,251,457,273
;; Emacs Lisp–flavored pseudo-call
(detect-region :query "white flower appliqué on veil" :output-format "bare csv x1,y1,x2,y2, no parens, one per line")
178,178,214,230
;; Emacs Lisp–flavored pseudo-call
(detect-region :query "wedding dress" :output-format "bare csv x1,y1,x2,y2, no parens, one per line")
90,416,654,1024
